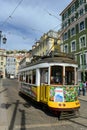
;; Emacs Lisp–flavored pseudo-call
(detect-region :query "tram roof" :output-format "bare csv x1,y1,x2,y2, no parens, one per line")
27,52,77,67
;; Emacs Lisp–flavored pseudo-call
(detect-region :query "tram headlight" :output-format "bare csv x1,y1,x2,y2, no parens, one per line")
63,103,66,106
58,103,66,107
59,103,62,106
76,102,79,105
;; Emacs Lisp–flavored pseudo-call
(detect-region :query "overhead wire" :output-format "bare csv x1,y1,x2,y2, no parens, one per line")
44,9,61,21
44,9,62,31
1,0,44,39
1,0,24,27
1,1,61,43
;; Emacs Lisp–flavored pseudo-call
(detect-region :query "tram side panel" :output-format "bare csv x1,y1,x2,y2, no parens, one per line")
19,82,41,102
40,85,49,103
19,82,49,103
19,82,80,112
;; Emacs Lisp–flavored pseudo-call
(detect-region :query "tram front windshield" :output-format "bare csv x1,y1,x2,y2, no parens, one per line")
50,66,74,85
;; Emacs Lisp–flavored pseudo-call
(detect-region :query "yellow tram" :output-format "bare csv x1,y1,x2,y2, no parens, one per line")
18,52,80,119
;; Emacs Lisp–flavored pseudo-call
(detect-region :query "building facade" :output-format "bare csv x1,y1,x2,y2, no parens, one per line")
6,56,16,78
32,30,60,57
5,51,26,79
0,49,6,78
60,0,87,81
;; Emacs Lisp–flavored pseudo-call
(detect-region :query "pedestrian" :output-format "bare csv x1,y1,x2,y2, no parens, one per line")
86,81,87,91
78,81,83,96
82,81,86,96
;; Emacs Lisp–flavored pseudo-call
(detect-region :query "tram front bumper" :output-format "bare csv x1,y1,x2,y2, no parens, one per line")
48,100,80,111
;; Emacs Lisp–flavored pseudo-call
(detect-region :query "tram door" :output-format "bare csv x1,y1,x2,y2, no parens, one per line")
40,68,48,102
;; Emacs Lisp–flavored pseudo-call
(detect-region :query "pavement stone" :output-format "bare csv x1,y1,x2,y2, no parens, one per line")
0,86,8,130
78,93,87,101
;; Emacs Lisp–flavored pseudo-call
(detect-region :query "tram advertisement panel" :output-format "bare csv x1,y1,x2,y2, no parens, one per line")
54,88,64,102
50,86,78,102
20,83,37,99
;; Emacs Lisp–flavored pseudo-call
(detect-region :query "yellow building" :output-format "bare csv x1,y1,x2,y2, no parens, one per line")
0,49,6,78
32,30,61,57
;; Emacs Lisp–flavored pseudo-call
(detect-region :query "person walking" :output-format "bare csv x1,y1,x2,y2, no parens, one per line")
82,81,86,96
78,81,83,96
86,81,87,91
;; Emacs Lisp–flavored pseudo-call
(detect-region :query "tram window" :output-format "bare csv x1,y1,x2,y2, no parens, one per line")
29,74,32,83
20,75,23,81
26,75,28,83
41,68,48,84
32,70,36,84
23,75,26,81
19,75,21,81
28,71,32,84
51,66,63,84
65,67,74,85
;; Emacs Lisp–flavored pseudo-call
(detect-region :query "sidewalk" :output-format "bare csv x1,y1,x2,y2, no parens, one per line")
0,85,8,130
78,91,87,101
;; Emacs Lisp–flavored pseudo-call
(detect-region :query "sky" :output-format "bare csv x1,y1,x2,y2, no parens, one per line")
0,0,72,51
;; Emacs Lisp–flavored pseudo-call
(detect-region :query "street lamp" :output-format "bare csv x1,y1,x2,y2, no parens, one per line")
0,31,7,48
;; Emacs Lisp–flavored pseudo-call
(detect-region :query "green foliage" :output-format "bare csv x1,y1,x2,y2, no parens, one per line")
6,50,28,54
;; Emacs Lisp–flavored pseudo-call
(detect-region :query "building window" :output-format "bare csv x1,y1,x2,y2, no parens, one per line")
71,40,76,52
64,11,68,19
1,56,3,60
71,16,75,23
1,62,3,65
64,21,68,28
71,4,75,13
79,21,85,31
79,0,84,5
80,53,86,67
79,8,84,16
64,44,68,53
79,35,86,48
63,32,68,40
71,27,76,36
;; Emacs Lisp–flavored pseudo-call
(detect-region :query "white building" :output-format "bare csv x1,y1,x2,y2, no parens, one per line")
6,56,16,78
